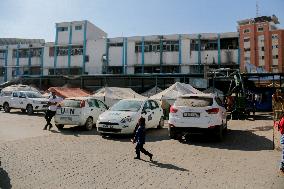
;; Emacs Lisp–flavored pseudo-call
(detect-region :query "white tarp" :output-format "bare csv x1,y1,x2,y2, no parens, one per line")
93,87,146,107
203,87,224,101
1,84,40,93
142,86,163,97
150,82,203,105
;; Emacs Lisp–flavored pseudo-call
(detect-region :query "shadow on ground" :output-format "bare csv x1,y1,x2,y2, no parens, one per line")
0,167,12,189
101,128,169,143
148,160,188,172
181,129,274,151
4,111,45,117
50,125,98,137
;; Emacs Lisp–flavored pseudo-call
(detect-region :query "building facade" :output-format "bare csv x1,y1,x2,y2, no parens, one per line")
238,15,284,73
0,15,282,83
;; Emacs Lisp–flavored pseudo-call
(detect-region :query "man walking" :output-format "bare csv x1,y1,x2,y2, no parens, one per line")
43,91,62,130
131,117,153,161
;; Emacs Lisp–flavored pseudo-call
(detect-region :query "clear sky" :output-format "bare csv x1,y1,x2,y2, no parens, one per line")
0,0,283,42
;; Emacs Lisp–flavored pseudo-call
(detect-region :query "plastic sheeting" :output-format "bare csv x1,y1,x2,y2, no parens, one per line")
203,87,224,101
1,84,40,93
47,87,90,98
142,86,163,97
150,82,203,105
93,87,146,107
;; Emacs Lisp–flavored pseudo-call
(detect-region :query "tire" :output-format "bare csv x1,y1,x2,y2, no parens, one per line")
157,117,164,129
169,127,178,140
55,124,64,130
85,117,93,131
26,105,34,115
3,103,10,113
216,125,224,141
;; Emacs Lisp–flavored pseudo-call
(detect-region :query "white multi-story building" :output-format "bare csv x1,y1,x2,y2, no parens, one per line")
0,20,240,83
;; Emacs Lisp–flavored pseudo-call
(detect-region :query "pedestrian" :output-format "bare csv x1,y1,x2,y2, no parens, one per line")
131,117,153,161
277,113,284,174
43,91,62,130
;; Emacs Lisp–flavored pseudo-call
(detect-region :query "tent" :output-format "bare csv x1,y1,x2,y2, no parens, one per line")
150,82,203,105
47,87,91,98
1,84,40,93
93,87,146,107
142,86,163,97
203,87,224,101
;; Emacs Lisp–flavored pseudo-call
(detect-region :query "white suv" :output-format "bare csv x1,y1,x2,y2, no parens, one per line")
54,97,108,130
0,90,49,115
168,94,227,141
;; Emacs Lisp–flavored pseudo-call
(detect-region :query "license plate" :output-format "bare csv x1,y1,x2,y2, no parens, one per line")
183,112,200,117
60,117,72,121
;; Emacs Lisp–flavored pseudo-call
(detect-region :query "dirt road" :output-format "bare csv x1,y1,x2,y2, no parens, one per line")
0,110,283,188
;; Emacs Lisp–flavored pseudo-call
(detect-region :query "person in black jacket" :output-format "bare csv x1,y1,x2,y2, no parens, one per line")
131,117,153,161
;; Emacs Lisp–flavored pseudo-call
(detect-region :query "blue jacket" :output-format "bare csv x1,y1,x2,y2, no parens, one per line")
134,125,146,144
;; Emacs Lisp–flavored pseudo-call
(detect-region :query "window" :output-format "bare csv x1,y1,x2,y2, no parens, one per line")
261,47,265,51
75,25,82,30
135,40,179,53
259,56,265,60
244,28,250,34
272,34,278,39
244,37,250,42
244,57,250,61
257,27,264,32
273,55,279,59
244,48,250,52
49,45,83,57
13,92,19,97
272,45,278,49
58,27,68,32
107,66,123,74
109,43,123,47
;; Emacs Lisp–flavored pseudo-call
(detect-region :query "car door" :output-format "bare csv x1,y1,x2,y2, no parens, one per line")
18,92,27,109
11,92,20,108
142,100,154,128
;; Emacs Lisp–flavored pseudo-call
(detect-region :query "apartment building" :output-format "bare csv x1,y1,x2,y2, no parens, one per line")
238,15,284,73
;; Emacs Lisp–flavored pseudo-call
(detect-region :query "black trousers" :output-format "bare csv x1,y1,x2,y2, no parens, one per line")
44,110,56,126
135,143,152,158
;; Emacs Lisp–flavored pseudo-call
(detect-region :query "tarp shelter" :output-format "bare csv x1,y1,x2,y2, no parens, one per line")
93,87,146,107
1,84,40,93
203,87,224,101
47,87,90,98
142,86,163,97
150,82,203,105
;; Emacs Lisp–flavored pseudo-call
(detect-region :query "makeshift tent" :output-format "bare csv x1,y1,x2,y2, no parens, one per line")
47,87,90,98
142,86,163,97
93,87,146,107
1,84,40,93
150,82,203,105
203,87,224,101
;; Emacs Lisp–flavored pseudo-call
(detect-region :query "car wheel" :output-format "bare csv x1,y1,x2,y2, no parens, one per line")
55,124,64,130
169,127,178,140
26,105,34,115
216,125,224,141
157,117,164,129
3,103,10,113
85,117,93,131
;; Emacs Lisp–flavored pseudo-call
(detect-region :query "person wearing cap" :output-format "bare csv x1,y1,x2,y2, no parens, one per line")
43,91,63,130
131,117,153,161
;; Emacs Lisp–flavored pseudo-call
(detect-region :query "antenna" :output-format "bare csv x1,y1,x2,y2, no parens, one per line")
256,1,259,17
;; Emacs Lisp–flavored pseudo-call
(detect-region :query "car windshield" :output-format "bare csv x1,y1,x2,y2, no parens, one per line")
26,92,43,98
175,96,213,107
61,100,81,108
110,100,143,112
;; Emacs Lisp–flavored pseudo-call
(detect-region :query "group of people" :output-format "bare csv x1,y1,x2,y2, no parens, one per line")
272,89,284,174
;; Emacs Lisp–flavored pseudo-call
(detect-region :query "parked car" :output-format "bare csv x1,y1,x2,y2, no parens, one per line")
54,97,108,130
0,90,49,115
96,99,164,135
168,93,227,141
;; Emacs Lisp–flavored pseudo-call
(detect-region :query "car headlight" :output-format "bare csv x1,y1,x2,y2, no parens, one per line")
120,116,133,123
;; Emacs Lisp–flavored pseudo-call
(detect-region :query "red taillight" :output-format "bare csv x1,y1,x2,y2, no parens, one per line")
206,108,219,114
80,100,85,108
170,106,178,113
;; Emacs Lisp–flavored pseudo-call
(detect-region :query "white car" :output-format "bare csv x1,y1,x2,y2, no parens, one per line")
97,99,164,134
54,97,108,130
168,93,227,140
0,90,49,115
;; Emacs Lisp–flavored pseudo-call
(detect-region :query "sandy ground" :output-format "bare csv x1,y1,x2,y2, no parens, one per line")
0,110,284,189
